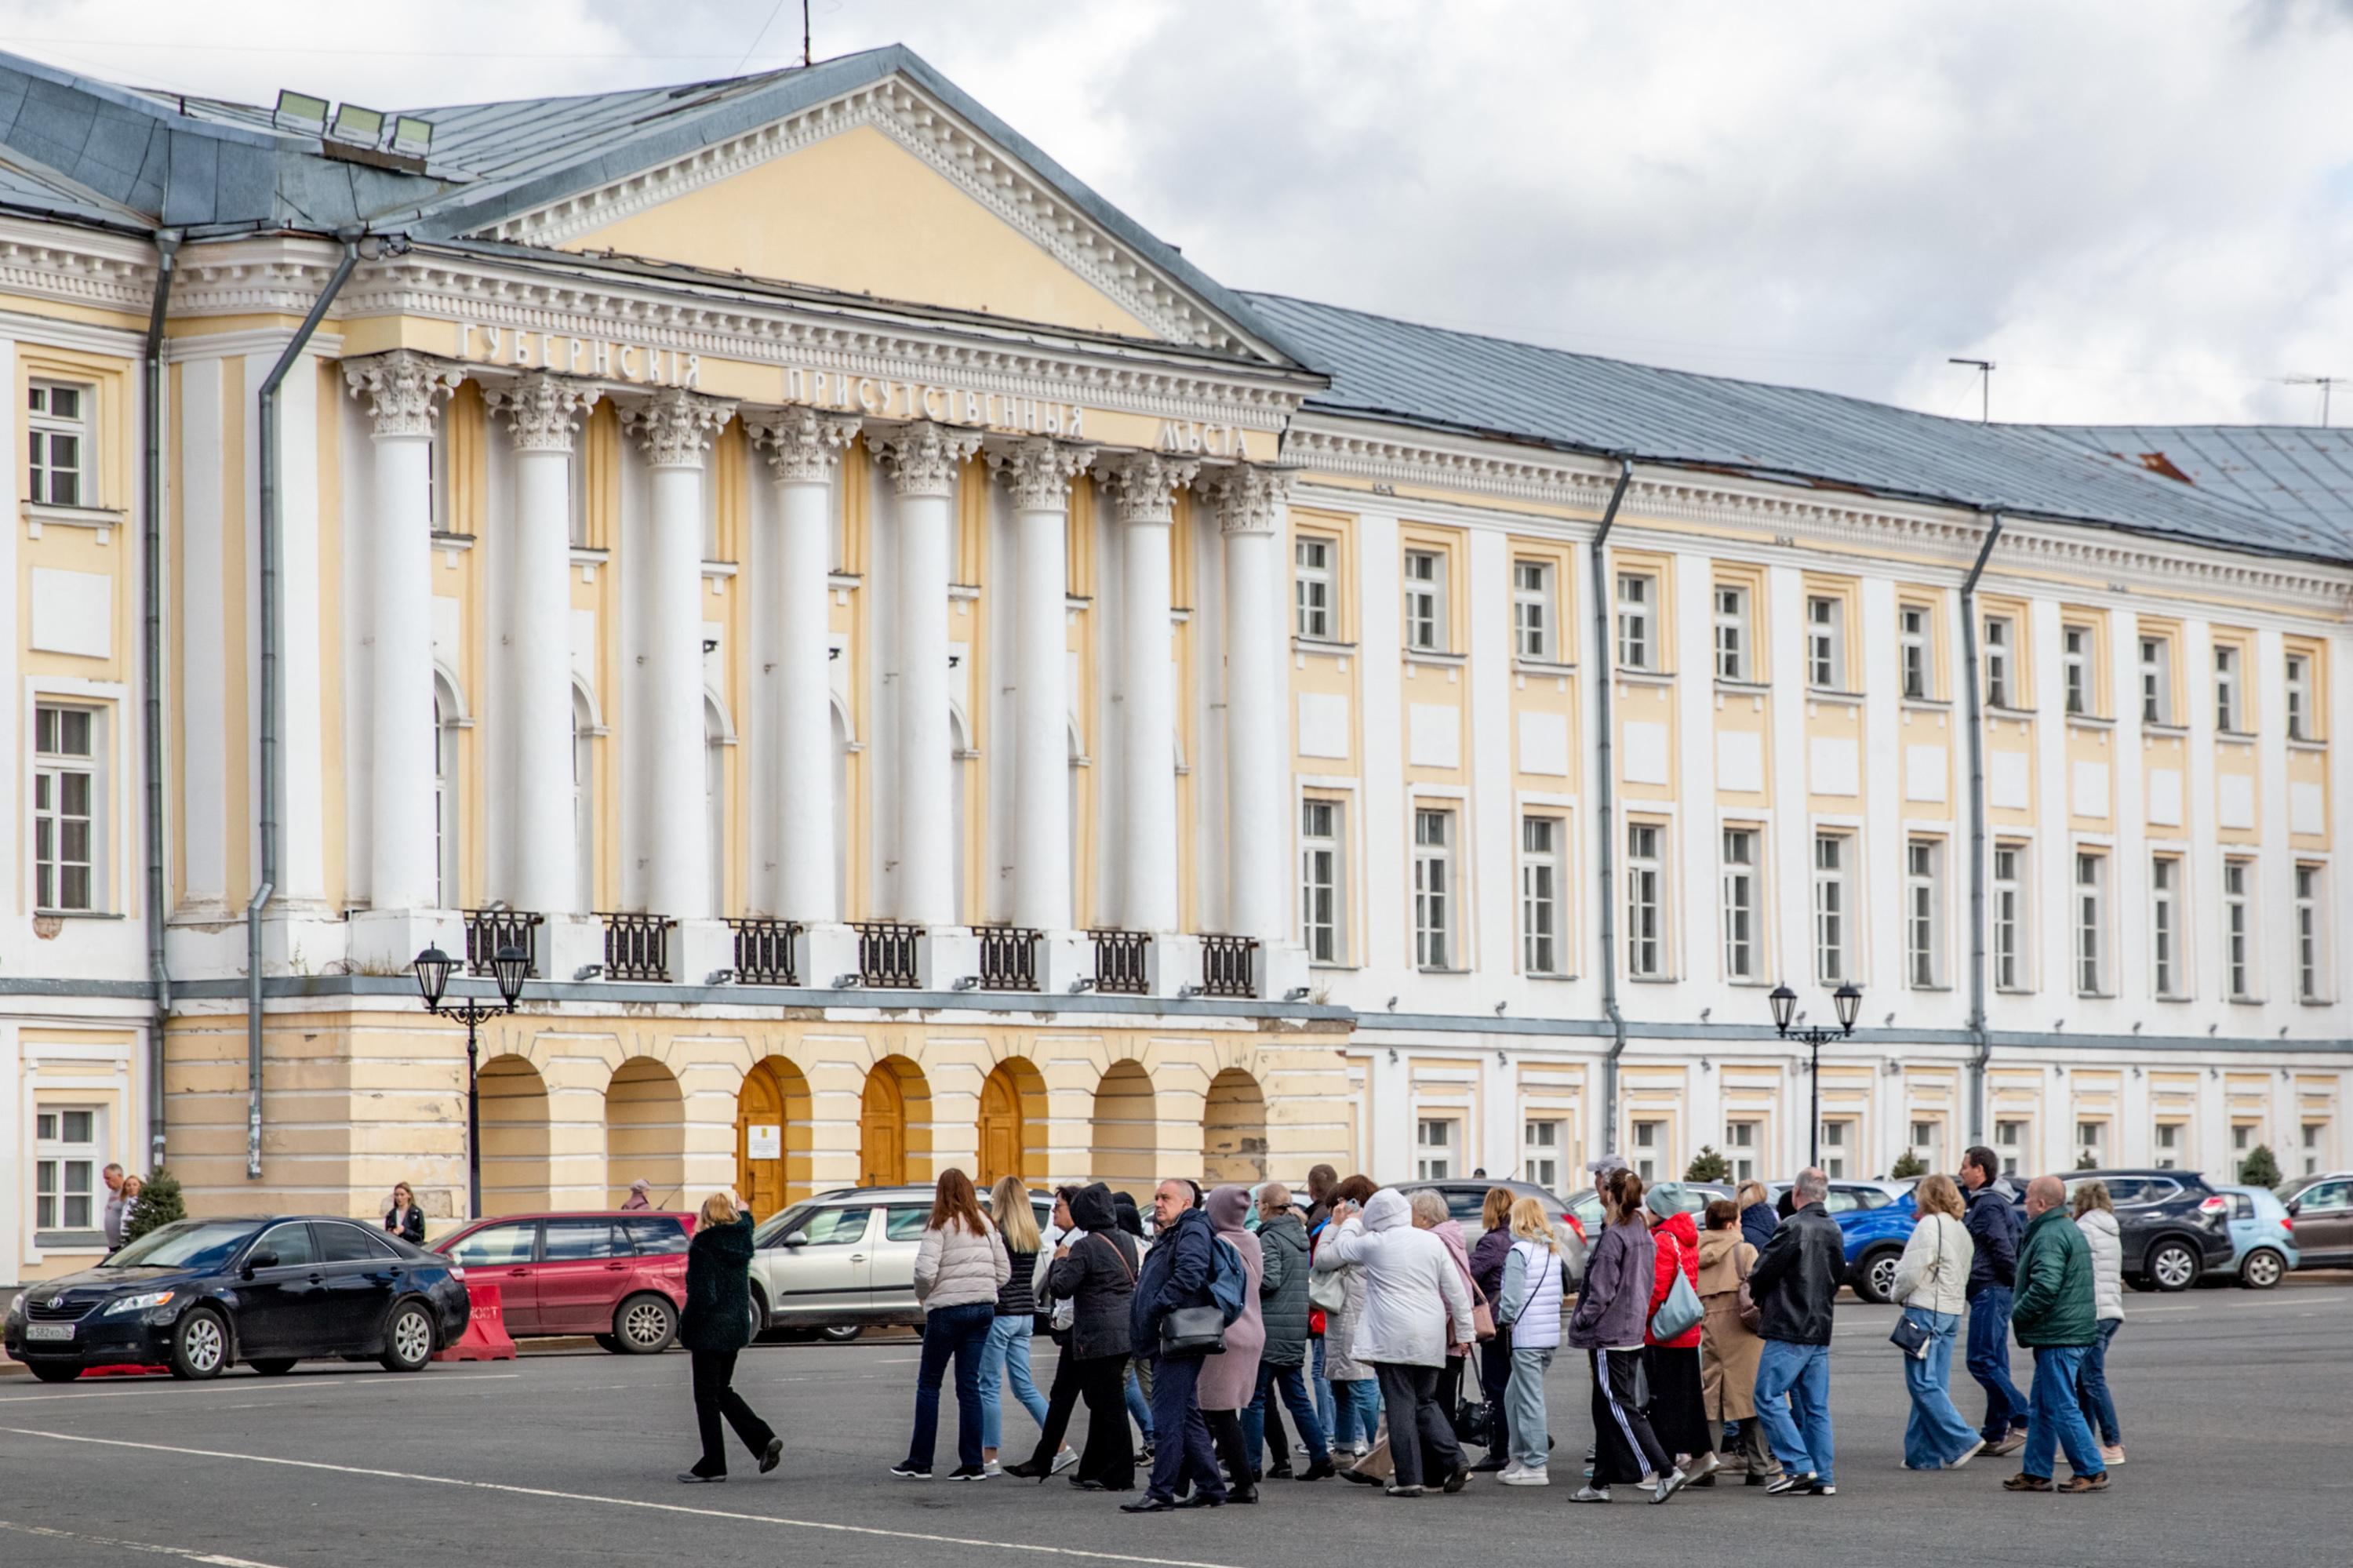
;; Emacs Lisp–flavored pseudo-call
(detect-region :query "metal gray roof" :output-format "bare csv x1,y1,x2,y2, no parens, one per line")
1246,292,2348,565
2039,425,2353,549
0,146,147,229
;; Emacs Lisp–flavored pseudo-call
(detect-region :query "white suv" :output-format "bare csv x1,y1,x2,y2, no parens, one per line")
746,1186,1056,1341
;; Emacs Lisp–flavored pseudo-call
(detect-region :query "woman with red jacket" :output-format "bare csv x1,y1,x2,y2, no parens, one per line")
1643,1184,1720,1484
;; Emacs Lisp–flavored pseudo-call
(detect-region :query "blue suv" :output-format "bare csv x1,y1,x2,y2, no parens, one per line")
1767,1180,1919,1302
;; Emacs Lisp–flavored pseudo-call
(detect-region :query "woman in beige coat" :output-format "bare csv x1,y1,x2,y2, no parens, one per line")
1695,1198,1777,1486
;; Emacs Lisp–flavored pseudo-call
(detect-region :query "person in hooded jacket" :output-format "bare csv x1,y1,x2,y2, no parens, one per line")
1113,1191,1156,1461
1567,1173,1681,1504
1325,1187,1475,1498
1122,1179,1226,1512
1643,1184,1718,1484
676,1192,782,1483
1008,1187,1089,1481
1030,1184,1140,1491
1312,1173,1384,1462
2071,1181,2126,1467
1198,1184,1267,1502
1243,1183,1335,1481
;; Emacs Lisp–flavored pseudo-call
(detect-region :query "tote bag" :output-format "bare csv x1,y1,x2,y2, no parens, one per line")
1648,1234,1705,1342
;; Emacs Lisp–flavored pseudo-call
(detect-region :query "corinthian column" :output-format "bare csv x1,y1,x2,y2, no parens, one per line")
752,406,861,922
345,351,462,912
489,373,599,915
1099,453,1197,933
877,421,984,927
991,437,1094,931
625,388,734,920
1208,465,1291,946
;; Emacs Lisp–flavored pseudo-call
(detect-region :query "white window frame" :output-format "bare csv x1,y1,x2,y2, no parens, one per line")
1806,595,1845,690
1982,614,2015,709
2062,623,2092,717
27,379,93,508
2224,857,2254,1001
1616,572,1656,671
33,1105,103,1235
1300,799,1345,966
1522,1119,1565,1194
1909,1119,1943,1173
2140,635,2174,726
1712,583,1750,682
2296,862,2326,1002
1294,535,1335,641
1513,558,1555,661
1900,603,1933,700
1992,842,2025,991
2215,642,2244,733
2077,1119,2107,1163
1624,821,1666,978
433,677,462,909
1721,826,1759,980
2302,1121,2327,1176
1402,549,1446,653
1631,1117,1667,1183
1905,837,1944,989
1724,1119,1759,1183
2075,850,2108,996
33,702,104,913
2153,1119,2184,1170
1413,807,1456,971
1519,813,1565,977
1993,1119,2028,1178
2286,653,2312,741
2151,854,2181,999
1414,1116,1458,1181
1820,1116,1853,1180
1813,832,1849,986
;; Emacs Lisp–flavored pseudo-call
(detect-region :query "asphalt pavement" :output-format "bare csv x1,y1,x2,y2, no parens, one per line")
2,1282,2347,1568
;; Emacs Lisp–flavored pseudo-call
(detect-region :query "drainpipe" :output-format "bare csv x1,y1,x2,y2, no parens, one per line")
1961,510,2004,1144
142,228,181,1172
247,235,361,1181
1589,457,1635,1155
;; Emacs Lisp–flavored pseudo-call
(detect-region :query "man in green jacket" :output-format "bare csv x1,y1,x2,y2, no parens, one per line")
2001,1175,2108,1493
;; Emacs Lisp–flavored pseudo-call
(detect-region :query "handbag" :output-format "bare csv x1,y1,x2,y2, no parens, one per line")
1889,1312,1933,1359
1455,1395,1493,1446
1471,1281,1497,1343
1308,1262,1347,1312
1649,1234,1705,1341
1159,1304,1227,1359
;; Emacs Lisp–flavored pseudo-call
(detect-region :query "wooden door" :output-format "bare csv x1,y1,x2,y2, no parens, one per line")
979,1066,1024,1188
860,1069,905,1188
736,1062,787,1219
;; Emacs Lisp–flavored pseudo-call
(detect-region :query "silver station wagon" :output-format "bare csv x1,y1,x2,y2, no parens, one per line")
746,1185,1057,1341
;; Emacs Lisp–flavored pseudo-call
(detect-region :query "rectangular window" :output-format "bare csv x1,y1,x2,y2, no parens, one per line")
1519,814,1565,977
34,704,100,912
2154,1121,2182,1170
2297,864,2325,1002
1513,559,1554,660
2215,644,2244,733
2140,635,2174,725
2286,653,2312,741
1522,1119,1564,1193
1994,1119,2028,1177
1625,822,1664,977
1806,595,1844,689
1725,1119,1758,1182
1910,1119,1943,1172
1631,1119,1666,1184
1415,1118,1457,1181
33,1107,100,1232
1982,615,2015,708
1900,604,1933,699
2151,855,2180,999
1413,808,1454,970
27,380,89,508
1616,572,1654,671
2075,851,2108,995
1820,1118,1853,1180
1992,843,2024,991
1300,799,1344,965
1294,536,1334,640
2304,1122,2326,1176
2224,858,2253,1000
2062,623,2093,717
2077,1121,2107,1162
1721,827,1758,980
1402,549,1446,652
1813,833,1849,985
1906,838,1943,988
1713,583,1750,681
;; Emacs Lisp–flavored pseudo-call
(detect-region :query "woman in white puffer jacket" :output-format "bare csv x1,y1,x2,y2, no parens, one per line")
2072,1182,2126,1466
1322,1187,1474,1497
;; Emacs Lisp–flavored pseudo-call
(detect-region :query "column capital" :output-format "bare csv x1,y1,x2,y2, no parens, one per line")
624,387,736,469
486,372,600,455
987,436,1096,512
344,350,464,440
1096,452,1198,526
876,420,984,499
1201,462,1295,537
750,406,864,485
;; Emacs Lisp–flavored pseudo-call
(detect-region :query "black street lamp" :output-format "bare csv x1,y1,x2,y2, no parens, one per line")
414,944,529,1221
1768,981,1863,1170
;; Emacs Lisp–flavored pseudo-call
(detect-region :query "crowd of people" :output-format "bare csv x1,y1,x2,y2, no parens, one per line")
671,1148,2125,1500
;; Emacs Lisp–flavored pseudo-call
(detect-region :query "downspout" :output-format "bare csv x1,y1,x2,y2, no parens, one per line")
142,229,181,1172
1961,510,2004,1144
1589,458,1635,1155
247,235,361,1181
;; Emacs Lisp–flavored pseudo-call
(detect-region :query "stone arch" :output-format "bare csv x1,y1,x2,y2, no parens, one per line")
1204,1066,1268,1184
734,1055,813,1218
605,1056,686,1210
977,1056,1048,1189
860,1055,931,1188
478,1053,551,1217
1090,1058,1158,1191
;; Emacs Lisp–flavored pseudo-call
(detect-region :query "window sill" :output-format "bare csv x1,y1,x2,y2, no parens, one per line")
701,560,740,578
1723,976,1774,988
34,1231,105,1250
1517,657,1576,678
569,546,610,566
2289,736,2328,754
948,582,980,602
1984,703,2035,719
1614,668,1674,688
1296,636,1357,657
1900,695,1951,711
1413,966,1469,976
2216,729,2258,745
2064,711,2115,729
2141,722,2188,739
827,572,862,591
1713,678,1768,697
1807,686,1864,705
1522,970,1577,982
1403,649,1466,668
34,908,124,920
1625,973,1678,984
2301,996,2337,1007
1907,983,1955,994
21,500,124,540
431,530,475,549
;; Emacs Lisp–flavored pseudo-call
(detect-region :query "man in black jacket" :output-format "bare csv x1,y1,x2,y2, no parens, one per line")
1960,1145,2031,1455
1747,1168,1843,1497
1122,1179,1226,1512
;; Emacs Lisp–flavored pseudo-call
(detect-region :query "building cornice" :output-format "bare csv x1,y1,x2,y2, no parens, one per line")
0,216,156,314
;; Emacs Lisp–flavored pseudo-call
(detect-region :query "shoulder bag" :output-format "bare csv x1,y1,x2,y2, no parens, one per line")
1470,1275,1497,1343
1307,1242,1347,1312
1887,1217,1943,1359
1649,1233,1706,1341
1160,1304,1227,1358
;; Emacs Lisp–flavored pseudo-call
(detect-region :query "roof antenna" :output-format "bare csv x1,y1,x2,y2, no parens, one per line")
2285,375,2342,428
804,0,813,66
1948,358,1994,424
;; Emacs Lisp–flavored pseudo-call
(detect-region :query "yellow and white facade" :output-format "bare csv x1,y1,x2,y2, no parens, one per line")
0,45,2346,1281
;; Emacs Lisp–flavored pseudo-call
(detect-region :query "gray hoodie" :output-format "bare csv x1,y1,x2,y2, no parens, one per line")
1566,1218,1657,1351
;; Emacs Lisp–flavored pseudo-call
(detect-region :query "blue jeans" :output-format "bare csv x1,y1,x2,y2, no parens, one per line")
1752,1340,1835,1486
1900,1308,1978,1468
1504,1345,1553,1468
1313,1336,1333,1436
904,1301,994,1473
1126,1360,1154,1441
1966,1287,2029,1441
1242,1360,1329,1468
2078,1319,2121,1446
976,1314,1049,1452
1329,1374,1381,1449
2022,1344,2105,1480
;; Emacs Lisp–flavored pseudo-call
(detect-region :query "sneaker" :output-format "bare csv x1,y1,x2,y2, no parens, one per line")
1649,1467,1688,1504
1813,1484,1837,1497
2060,1472,2110,1493
677,1471,725,1483
947,1465,989,1482
1685,1452,1722,1485
1498,1461,1525,1481
1050,1448,1078,1475
1766,1472,1817,1497
758,1437,783,1475
1950,1438,1987,1469
2002,1473,2054,1493
1568,1484,1612,1503
1383,1483,1423,1499
888,1463,932,1480
983,1461,1002,1477
1500,1465,1549,1487
2100,1444,2126,1466
1986,1432,2028,1458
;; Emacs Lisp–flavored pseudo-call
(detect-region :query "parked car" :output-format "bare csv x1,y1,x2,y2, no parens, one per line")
2213,1184,2298,1289
2010,1170,2234,1292
1392,1179,1587,1291
3,1215,470,1383
1765,1179,1919,1304
747,1185,1054,1341
1563,1181,1736,1240
2278,1172,2353,1269
435,1211,696,1353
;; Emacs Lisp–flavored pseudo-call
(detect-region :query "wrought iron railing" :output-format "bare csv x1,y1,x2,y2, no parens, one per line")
728,919,802,986
1200,934,1259,999
976,926,1041,991
853,921,922,989
1090,929,1151,995
464,908,544,977
598,912,675,981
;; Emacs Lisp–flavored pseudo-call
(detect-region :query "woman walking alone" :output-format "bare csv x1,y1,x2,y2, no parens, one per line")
893,1170,1011,1482
1199,1184,1267,1501
2072,1181,2126,1466
1696,1199,1775,1486
1892,1173,1981,1470
977,1177,1071,1476
1568,1173,1686,1504
1493,1196,1562,1486
384,1181,425,1247
677,1192,781,1483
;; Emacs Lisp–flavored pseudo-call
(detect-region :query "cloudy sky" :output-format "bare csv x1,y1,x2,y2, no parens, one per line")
9,0,2352,426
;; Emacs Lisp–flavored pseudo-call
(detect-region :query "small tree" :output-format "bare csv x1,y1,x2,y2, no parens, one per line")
1889,1149,1927,1179
1684,1145,1730,1182
122,1167,186,1246
2238,1143,2282,1188
2076,1150,2098,1171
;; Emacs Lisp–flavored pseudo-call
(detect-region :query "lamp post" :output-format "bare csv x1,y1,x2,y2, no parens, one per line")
413,944,529,1221
1768,980,1863,1170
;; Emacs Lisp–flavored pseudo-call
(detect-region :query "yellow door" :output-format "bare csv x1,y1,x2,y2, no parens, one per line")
979,1065,1024,1189
861,1069,905,1188
736,1062,787,1218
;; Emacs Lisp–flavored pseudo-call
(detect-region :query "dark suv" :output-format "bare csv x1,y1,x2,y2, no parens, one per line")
2013,1170,2234,1292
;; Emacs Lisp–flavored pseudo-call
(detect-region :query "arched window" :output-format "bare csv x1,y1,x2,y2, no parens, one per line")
432,671,463,908
572,682,598,911
704,696,729,919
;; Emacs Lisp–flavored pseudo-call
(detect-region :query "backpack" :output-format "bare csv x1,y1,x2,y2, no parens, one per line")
1209,1235,1249,1326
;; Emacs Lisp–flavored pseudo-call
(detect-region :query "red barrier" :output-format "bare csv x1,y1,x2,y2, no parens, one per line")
80,1362,171,1379
431,1282,518,1362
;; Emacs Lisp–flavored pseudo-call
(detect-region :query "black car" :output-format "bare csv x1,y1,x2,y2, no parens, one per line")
3,1215,471,1383
2011,1170,2234,1292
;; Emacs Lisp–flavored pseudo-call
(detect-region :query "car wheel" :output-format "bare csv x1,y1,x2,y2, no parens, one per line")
27,1362,81,1384
1856,1247,1902,1304
2148,1239,2201,1293
379,1301,436,1372
248,1358,298,1377
2238,1248,2286,1290
818,1323,861,1344
613,1293,678,1354
169,1308,231,1380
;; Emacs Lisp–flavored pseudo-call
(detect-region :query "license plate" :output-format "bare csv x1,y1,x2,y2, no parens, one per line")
24,1323,75,1341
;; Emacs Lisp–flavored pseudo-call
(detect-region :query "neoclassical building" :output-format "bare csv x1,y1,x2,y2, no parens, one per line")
1,45,2347,1279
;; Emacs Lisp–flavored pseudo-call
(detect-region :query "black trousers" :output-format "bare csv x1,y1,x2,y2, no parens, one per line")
1373,1362,1462,1490
1642,1344,1711,1461
1145,1353,1223,1503
1022,1339,1083,1469
1588,1348,1671,1486
1075,1353,1135,1488
1202,1408,1252,1493
689,1348,775,1477
1435,1355,1465,1442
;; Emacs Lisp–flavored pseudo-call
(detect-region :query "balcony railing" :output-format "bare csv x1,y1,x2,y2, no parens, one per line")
976,926,1041,992
1090,929,1151,995
853,921,922,989
728,919,802,986
598,912,675,982
1200,934,1258,999
464,908,544,977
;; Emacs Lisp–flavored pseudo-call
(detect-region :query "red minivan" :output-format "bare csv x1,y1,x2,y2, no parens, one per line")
434,1212,696,1354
